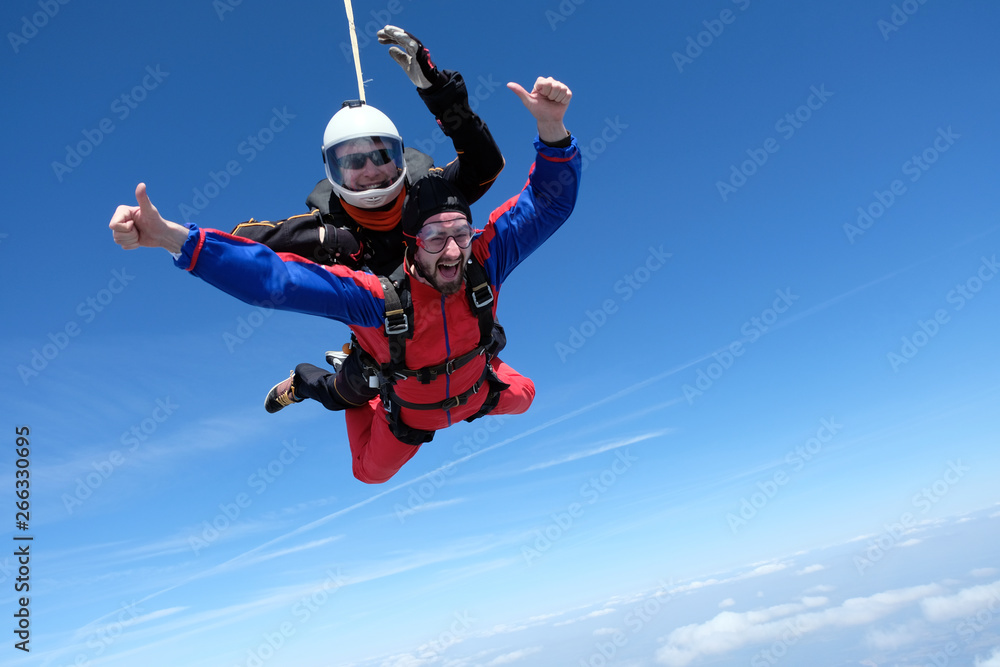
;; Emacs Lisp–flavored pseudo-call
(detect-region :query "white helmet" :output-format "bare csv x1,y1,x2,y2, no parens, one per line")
322,100,407,209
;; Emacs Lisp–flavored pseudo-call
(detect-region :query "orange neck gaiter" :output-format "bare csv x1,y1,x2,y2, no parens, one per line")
342,191,405,232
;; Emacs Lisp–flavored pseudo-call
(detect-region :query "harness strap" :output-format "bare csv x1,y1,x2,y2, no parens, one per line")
381,363,509,446
408,348,483,383
465,260,495,349
379,276,407,335
378,268,412,375
386,361,493,411
464,371,510,423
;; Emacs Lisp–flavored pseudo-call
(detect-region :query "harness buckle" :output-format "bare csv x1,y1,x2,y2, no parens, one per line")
441,396,464,410
471,284,493,309
384,313,409,336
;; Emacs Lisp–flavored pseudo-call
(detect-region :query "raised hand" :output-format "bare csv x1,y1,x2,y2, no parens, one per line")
109,183,188,253
376,25,445,89
507,77,572,144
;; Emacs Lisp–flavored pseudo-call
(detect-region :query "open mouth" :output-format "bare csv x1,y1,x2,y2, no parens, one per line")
437,261,461,281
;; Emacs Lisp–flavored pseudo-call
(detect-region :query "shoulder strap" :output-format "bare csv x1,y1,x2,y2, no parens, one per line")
464,258,495,348
378,270,412,373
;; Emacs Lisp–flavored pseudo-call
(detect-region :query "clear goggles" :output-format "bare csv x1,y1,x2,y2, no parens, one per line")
416,221,475,254
324,136,404,191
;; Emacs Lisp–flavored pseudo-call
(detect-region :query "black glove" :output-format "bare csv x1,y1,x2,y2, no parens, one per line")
316,223,361,266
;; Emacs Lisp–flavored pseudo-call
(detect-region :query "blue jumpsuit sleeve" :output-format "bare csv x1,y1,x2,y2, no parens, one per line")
173,224,386,328
474,136,581,287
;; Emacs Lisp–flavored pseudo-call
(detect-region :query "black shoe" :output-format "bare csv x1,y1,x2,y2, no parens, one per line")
264,371,303,413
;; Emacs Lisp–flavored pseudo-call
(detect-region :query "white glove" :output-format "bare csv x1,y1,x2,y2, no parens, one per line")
376,25,445,89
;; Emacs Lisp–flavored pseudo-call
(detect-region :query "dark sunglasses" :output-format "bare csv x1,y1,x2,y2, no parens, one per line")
335,149,395,171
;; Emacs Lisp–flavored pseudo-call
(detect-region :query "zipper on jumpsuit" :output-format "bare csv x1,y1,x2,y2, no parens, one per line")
440,294,454,426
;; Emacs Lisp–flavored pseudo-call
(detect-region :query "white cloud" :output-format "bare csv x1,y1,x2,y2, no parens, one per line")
72,605,188,641
234,536,342,568
921,580,1000,622
476,603,598,639
897,538,922,547
522,431,668,472
675,578,720,592
378,652,437,667
976,647,1000,667
749,563,787,576
719,598,735,608
38,411,279,493
594,627,618,636
972,568,998,578
796,564,825,575
118,606,187,629
261,494,339,520
481,622,533,637
393,498,467,518
655,584,943,667
673,561,788,594
526,612,564,623
553,608,616,626
656,599,824,667
488,647,543,664
806,585,835,594
865,622,924,650
68,575,350,660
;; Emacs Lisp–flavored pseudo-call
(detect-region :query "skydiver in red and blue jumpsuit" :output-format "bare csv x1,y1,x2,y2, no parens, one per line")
109,77,579,483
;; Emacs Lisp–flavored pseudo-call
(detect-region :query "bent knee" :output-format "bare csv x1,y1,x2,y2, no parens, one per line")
352,462,394,485
521,378,536,406
497,378,535,415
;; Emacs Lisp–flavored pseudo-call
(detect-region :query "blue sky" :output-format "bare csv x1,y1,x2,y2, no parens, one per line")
3,0,1000,665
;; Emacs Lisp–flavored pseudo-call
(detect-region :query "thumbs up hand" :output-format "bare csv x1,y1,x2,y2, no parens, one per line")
507,77,572,144
109,183,188,253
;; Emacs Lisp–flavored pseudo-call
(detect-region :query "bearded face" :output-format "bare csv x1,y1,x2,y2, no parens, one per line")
412,214,474,295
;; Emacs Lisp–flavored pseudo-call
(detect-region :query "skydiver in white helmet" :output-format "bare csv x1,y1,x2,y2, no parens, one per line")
226,26,506,412
230,26,504,277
